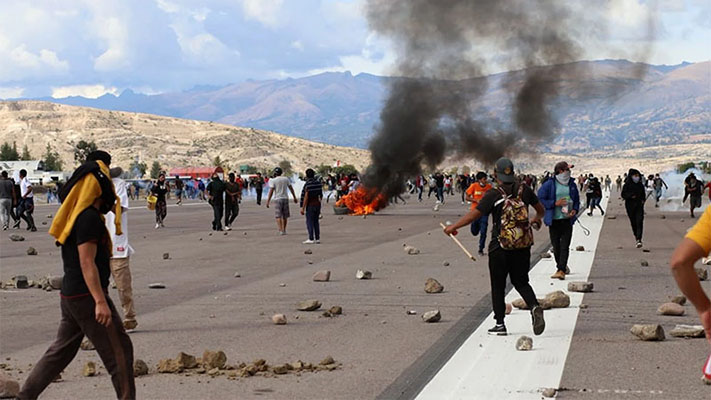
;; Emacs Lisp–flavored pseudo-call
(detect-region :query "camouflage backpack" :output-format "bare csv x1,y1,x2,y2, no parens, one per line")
497,185,534,250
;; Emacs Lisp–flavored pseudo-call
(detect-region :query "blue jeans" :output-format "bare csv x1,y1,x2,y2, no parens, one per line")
305,204,321,241
470,214,489,252
436,187,444,202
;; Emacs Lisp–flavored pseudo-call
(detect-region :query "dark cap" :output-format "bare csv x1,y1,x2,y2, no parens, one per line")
109,167,122,178
273,167,283,176
494,157,515,184
554,161,574,174
87,150,111,166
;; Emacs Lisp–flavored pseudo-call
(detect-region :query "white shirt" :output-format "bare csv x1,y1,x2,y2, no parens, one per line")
20,177,33,198
270,176,291,200
105,178,133,259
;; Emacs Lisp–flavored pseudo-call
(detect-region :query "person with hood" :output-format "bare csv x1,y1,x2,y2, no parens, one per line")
224,172,241,231
683,173,704,218
621,168,646,248
538,161,580,280
444,158,545,337
150,173,169,229
206,172,226,231
587,177,605,216
18,150,135,400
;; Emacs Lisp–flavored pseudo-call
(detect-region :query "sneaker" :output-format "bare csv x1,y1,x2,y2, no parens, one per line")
565,266,570,274
12,221,20,229
636,241,643,248
123,320,138,331
224,225,232,231
314,240,320,244
601,210,605,216
155,223,160,229
550,270,566,280
487,324,507,336
532,306,545,335
478,250,485,256
279,231,286,236
303,239,315,244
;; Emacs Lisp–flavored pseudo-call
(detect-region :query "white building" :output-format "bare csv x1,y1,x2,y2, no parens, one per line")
0,160,69,184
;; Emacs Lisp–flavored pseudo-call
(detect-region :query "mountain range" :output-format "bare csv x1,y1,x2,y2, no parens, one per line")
24,59,711,151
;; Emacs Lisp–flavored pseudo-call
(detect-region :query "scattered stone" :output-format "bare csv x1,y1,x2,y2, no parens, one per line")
542,388,557,398
175,352,198,369
272,364,289,375
41,221,47,225
680,219,685,222
404,245,420,255
0,371,20,398
669,324,705,338
642,248,650,253
207,368,220,376
669,295,686,305
512,298,529,310
162,253,170,259
422,310,441,323
9,234,24,242
355,270,372,280
234,272,241,278
695,267,708,281
157,358,182,373
567,281,594,293
148,283,166,289
630,324,665,341
540,252,552,259
575,245,585,251
660,215,666,219
322,311,333,318
505,303,512,315
319,356,335,366
279,283,287,287
48,276,62,290
424,278,444,294
579,304,589,309
80,338,95,351
544,291,571,308
442,261,450,266
607,215,617,220
83,361,97,377
12,276,28,289
406,310,417,315
26,247,37,256
657,302,685,316
133,359,149,376
304,249,313,255
272,314,287,325
291,361,304,370
328,306,342,315
640,260,649,267
202,350,227,369
515,336,533,351
297,299,321,311
312,270,331,282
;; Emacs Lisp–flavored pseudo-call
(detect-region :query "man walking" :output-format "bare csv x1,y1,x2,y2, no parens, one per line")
19,150,135,400
538,161,579,280
465,171,492,256
621,168,646,248
206,172,226,231
254,172,265,205
224,172,242,231
15,169,36,231
0,171,16,230
444,158,545,337
105,167,138,331
174,175,184,205
616,175,623,193
266,167,298,235
300,168,323,244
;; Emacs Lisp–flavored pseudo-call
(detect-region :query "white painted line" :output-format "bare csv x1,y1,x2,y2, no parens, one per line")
417,195,609,400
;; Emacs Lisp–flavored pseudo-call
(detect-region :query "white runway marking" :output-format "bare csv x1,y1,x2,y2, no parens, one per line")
416,195,609,400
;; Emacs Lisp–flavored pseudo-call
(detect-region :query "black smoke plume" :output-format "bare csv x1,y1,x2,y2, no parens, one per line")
362,0,654,198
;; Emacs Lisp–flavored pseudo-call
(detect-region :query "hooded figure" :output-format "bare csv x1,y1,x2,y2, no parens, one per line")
621,168,646,247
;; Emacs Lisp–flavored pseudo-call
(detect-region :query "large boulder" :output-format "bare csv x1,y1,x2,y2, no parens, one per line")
630,324,665,341
543,291,570,308
657,302,685,316
202,350,227,369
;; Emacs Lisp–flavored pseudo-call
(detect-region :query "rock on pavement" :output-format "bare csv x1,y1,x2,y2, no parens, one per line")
669,325,705,338
422,310,441,323
83,362,97,377
424,278,444,293
696,267,708,281
80,338,95,351
26,247,37,255
404,245,420,255
312,270,331,282
12,276,29,289
133,360,149,376
567,281,594,293
355,270,372,279
297,299,322,311
657,302,685,316
575,245,585,251
516,336,533,351
669,295,686,305
0,371,20,398
272,314,287,325
630,324,665,341
202,350,227,369
9,234,24,242
544,291,571,308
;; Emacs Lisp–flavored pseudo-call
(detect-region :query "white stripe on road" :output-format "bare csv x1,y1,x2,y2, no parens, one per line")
416,195,609,400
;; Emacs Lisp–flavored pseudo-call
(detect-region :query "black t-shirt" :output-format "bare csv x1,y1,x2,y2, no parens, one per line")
435,175,445,188
61,207,111,297
175,179,184,190
476,183,539,253
151,181,169,202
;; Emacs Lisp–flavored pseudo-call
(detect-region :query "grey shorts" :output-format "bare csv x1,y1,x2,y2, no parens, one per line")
274,199,290,219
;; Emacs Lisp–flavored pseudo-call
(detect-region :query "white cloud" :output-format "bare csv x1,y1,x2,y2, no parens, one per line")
52,84,118,99
291,40,304,51
90,15,131,71
242,0,283,27
0,87,25,99
2,45,69,77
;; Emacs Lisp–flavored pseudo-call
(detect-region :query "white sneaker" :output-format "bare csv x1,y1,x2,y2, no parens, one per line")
155,223,160,229
225,225,232,231
314,240,320,244
303,239,315,244
635,241,643,248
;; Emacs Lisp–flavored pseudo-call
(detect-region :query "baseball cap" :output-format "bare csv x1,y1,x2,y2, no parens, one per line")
494,157,515,184
554,161,574,174
273,167,283,176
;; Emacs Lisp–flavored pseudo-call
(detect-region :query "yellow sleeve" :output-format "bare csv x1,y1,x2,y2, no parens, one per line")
686,206,711,255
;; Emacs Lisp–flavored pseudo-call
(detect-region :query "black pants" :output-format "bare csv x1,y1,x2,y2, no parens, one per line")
17,197,35,229
212,201,224,230
19,295,135,400
256,188,263,205
225,201,239,227
305,204,321,240
489,247,538,324
549,219,573,272
625,202,644,241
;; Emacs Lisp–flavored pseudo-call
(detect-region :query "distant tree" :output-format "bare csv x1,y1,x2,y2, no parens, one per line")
0,141,19,161
332,164,358,176
676,162,696,174
129,160,148,178
43,143,63,171
244,165,259,174
150,161,161,179
278,160,293,176
73,140,97,164
20,145,32,161
315,164,332,176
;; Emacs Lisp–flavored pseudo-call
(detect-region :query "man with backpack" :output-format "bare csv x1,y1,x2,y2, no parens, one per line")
444,158,545,337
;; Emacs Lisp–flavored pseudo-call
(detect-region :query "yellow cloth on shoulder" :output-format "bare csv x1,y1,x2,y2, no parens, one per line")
49,160,122,246
686,205,711,255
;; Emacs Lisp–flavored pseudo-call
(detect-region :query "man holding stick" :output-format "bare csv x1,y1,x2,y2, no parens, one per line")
444,157,545,337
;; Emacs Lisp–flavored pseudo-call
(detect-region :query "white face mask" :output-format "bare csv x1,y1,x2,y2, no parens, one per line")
556,171,571,184
632,176,640,183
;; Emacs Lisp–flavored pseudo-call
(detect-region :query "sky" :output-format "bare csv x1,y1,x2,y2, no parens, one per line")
0,0,708,99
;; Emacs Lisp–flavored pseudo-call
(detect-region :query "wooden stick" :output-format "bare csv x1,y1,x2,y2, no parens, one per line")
439,223,476,261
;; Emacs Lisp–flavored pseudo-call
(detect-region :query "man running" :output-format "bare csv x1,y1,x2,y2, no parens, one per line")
224,172,242,231
652,173,668,207
174,175,184,205
465,171,492,256
266,167,298,235
15,169,36,232
621,169,646,248
684,173,704,218
444,158,545,337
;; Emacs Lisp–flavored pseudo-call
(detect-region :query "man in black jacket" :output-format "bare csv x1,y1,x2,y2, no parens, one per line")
621,168,646,248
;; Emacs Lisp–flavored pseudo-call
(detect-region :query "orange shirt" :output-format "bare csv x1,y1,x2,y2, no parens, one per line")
466,182,492,210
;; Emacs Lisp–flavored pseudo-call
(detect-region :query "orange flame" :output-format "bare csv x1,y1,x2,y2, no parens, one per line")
336,186,388,215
